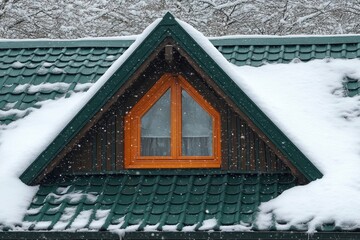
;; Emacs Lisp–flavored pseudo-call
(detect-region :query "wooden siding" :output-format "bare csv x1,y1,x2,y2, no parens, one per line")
53,46,291,175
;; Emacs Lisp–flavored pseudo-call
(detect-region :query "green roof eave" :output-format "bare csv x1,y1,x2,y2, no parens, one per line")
19,12,322,185
2,34,360,49
1,231,360,240
0,39,134,49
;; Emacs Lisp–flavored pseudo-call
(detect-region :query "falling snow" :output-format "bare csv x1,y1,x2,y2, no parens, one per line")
0,16,359,234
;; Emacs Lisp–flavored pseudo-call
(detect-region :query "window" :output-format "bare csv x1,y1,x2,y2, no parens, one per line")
124,73,221,168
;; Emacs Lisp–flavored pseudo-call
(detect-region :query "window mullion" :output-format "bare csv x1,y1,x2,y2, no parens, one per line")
125,73,221,169
170,77,180,159
176,78,183,159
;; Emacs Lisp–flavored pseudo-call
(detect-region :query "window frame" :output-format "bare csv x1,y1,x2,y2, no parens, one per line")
124,73,221,169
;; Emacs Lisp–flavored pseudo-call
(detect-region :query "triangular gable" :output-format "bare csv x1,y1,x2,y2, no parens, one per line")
20,13,322,184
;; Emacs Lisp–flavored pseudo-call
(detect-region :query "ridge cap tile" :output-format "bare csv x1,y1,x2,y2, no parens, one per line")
77,48,94,56
21,49,35,56
138,185,153,195
208,185,224,195
210,175,226,185
125,176,142,186
80,66,97,75
62,48,80,56
103,185,120,195
206,194,221,204
173,184,188,194
101,195,117,205
120,186,137,195
141,176,157,186
190,185,207,195
8,49,24,57
85,60,102,67
47,48,64,56
170,194,186,204
157,176,174,186
113,205,128,215
136,194,151,204
107,176,124,186
243,175,260,184
176,176,191,186
193,176,209,186
155,185,171,195
152,195,168,205
2,56,17,64
225,185,242,195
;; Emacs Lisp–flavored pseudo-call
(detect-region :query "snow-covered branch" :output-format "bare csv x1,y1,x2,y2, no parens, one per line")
0,0,360,38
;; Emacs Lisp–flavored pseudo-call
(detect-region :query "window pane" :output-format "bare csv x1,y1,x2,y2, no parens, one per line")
141,89,171,156
182,90,212,156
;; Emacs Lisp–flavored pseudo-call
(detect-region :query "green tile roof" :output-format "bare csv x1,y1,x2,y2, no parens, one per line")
0,41,129,124
212,36,360,67
21,173,296,232
344,76,360,97
1,26,359,237
1,36,360,125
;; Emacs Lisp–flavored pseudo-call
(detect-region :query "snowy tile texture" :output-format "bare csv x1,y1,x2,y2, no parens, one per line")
1,19,360,234
22,173,295,232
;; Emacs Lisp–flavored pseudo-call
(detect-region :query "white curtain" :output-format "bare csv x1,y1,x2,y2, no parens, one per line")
141,90,171,156
181,90,212,156
140,89,213,157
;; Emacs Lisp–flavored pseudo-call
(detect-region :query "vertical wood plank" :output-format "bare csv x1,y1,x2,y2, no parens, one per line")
265,145,271,172
240,120,246,170
74,135,93,172
249,129,255,171
106,114,113,171
235,117,242,170
91,130,98,172
227,109,235,170
271,151,277,171
245,124,250,171
231,112,238,170
220,111,229,170
100,121,107,171
96,122,103,172
254,135,260,171
110,113,117,171
116,110,124,170
259,139,266,171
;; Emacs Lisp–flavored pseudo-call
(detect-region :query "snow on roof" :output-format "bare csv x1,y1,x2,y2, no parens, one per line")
179,19,360,232
0,19,160,227
239,60,360,232
0,17,360,232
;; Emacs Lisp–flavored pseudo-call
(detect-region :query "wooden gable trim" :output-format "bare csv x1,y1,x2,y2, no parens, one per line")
21,13,321,185
31,40,172,184
174,44,308,184
33,37,306,184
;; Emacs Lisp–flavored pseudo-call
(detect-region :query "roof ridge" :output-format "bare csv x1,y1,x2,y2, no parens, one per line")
0,39,135,49
2,34,360,49
210,35,360,46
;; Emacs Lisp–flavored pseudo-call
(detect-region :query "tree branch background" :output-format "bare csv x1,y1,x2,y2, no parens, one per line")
0,0,359,38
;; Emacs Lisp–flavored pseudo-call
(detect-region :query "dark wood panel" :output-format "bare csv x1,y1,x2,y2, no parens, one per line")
53,45,292,175
115,111,124,170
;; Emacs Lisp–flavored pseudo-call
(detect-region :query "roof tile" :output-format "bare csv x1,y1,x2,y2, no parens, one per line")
22,173,295,231
0,43,128,125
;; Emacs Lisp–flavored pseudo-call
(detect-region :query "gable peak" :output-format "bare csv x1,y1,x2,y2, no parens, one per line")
160,12,177,26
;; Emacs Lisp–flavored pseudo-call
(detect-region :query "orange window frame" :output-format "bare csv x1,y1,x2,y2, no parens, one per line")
124,73,221,169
